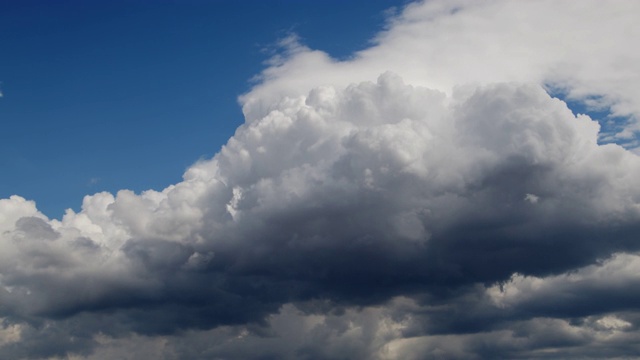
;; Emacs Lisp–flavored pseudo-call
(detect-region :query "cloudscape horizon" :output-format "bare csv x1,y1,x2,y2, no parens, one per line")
2,1,640,359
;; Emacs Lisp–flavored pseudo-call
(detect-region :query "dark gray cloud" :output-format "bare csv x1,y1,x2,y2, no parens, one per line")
3,75,640,359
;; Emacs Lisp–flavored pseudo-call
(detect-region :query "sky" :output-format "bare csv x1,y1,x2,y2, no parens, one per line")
2,1,640,359
0,0,398,218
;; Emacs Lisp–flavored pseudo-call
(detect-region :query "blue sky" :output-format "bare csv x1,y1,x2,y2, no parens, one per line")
0,0,404,218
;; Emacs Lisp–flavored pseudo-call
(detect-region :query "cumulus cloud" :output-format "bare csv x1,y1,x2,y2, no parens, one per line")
244,0,640,147
1,0,640,358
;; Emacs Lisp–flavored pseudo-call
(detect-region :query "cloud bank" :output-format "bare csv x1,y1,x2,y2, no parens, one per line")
2,0,640,358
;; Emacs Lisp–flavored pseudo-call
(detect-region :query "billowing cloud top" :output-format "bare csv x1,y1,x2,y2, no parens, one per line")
2,1,640,359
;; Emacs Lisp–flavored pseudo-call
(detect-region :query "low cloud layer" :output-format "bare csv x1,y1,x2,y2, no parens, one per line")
2,0,640,359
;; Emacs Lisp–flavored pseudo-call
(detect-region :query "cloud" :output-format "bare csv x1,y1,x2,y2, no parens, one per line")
243,0,640,147
1,0,640,358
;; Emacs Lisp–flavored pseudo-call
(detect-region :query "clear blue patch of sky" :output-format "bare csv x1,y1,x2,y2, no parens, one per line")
0,0,408,219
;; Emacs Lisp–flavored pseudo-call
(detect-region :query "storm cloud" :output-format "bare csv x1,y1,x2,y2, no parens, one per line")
2,0,640,359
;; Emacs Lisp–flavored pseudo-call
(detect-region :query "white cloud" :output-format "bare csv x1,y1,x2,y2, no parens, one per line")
525,193,540,204
243,0,640,146
487,253,640,311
